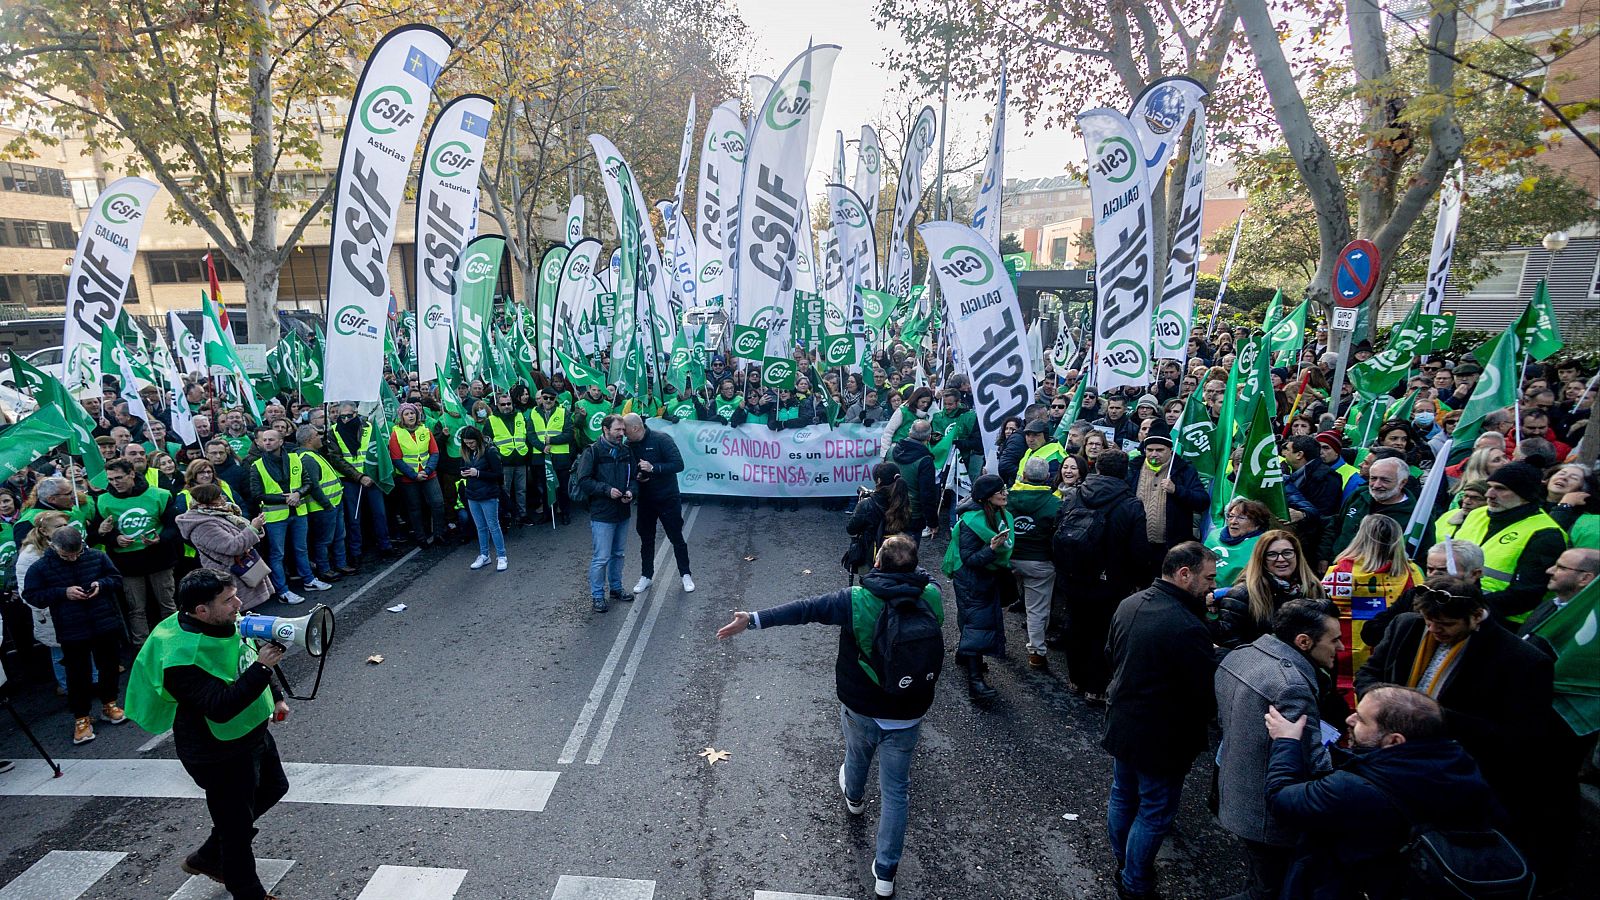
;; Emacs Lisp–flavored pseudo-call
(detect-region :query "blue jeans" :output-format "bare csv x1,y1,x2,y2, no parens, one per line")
588,518,628,599
840,704,921,881
469,497,506,558
1107,758,1186,894
308,507,347,573
263,514,313,593
341,480,391,559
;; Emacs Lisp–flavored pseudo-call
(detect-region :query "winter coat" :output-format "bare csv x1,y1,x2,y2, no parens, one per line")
1215,634,1333,846
1092,414,1140,448
1122,454,1208,547
1210,574,1307,651
1320,488,1419,563
577,437,636,523
1354,613,1553,823
889,438,939,532
459,446,504,503
22,546,125,643
752,567,943,720
1102,579,1216,776
950,500,1010,656
627,424,685,502
1267,737,1495,900
1006,485,1060,562
1053,475,1148,600
16,545,56,647
996,431,1028,486
175,505,272,611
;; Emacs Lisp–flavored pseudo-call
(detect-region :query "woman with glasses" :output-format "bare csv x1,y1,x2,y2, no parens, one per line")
1208,529,1324,650
1081,431,1108,463
1320,514,1422,701
1209,498,1274,587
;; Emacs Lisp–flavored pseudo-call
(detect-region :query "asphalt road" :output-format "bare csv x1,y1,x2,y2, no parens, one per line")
5,499,1578,900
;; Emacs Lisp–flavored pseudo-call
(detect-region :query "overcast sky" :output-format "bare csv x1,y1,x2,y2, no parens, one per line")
732,0,1086,186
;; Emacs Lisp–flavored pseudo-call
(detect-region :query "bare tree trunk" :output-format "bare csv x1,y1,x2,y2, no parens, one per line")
245,0,281,347
1234,0,1350,310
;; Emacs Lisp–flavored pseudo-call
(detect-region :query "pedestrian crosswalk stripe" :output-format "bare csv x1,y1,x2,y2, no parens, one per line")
753,893,853,900
354,865,467,899
167,858,293,900
0,850,124,900
0,759,560,812
551,875,657,900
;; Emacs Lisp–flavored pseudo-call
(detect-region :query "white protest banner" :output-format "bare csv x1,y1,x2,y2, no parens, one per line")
1079,107,1156,393
62,176,160,394
322,25,452,403
653,418,880,497
733,44,842,356
884,106,937,298
1127,75,1209,172
855,125,883,227
971,64,1006,251
589,133,675,368
696,100,743,309
828,183,878,354
168,311,203,376
1422,161,1464,316
1154,107,1207,365
565,194,585,246
415,93,493,384
918,222,1034,473
555,238,602,367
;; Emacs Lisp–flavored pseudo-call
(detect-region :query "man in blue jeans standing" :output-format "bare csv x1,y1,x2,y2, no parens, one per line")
717,535,941,898
1101,541,1218,899
576,414,634,612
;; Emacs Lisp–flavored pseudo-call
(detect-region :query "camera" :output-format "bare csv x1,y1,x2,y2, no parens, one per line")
857,486,874,500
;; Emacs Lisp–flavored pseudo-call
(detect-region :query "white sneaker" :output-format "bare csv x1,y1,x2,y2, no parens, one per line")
470,554,489,570
839,764,865,815
874,865,895,897
682,574,696,593
304,578,333,592
281,591,306,605
496,557,507,572
633,576,652,594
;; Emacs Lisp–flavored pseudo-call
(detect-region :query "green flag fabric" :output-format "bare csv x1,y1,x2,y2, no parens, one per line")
558,348,607,390
1260,289,1284,330
0,405,69,483
201,289,261,418
1173,383,1220,483
1531,576,1600,736
8,351,106,488
1232,383,1289,522
1513,280,1563,362
1262,300,1308,357
1454,330,1518,448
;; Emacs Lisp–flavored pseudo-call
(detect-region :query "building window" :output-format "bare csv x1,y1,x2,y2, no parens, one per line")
70,177,104,209
1463,251,1527,297
0,218,75,249
0,161,71,197
1504,0,1562,16
146,250,243,284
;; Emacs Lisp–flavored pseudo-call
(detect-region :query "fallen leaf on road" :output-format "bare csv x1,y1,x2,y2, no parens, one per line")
698,746,732,766
366,655,384,665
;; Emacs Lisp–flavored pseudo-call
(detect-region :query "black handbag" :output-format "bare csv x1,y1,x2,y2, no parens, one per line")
1365,779,1534,899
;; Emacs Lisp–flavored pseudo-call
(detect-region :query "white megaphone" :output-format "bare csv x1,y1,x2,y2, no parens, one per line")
238,605,335,657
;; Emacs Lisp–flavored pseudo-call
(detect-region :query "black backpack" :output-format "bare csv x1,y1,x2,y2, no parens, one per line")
853,586,944,696
567,445,594,507
1052,487,1109,573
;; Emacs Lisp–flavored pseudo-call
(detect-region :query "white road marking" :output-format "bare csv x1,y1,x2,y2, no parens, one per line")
167,858,293,900
550,875,657,900
559,506,698,765
585,510,693,765
0,759,559,812
354,865,467,899
137,730,173,753
0,850,124,900
754,893,854,900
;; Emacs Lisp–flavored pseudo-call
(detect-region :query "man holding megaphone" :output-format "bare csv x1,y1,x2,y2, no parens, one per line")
125,569,292,900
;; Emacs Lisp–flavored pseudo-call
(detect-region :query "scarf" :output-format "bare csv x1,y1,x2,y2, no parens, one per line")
941,508,1014,576
1136,459,1169,543
1407,631,1471,697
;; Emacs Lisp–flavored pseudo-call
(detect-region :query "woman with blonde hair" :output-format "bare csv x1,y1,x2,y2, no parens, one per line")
1208,529,1323,650
1455,445,1505,491
1321,514,1422,702
15,510,81,693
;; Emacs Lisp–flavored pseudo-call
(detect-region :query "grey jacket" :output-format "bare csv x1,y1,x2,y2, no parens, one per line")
1214,634,1332,846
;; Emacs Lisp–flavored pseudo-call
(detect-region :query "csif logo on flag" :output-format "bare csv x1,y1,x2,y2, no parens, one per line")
833,196,867,227
862,144,880,174
1102,339,1149,380
333,304,378,339
424,304,445,328
764,359,795,385
721,131,748,163
461,252,496,284
429,140,474,179
1093,136,1137,186
699,259,723,283
1180,420,1213,455
732,325,765,358
822,334,854,367
100,192,144,225
360,85,416,136
938,246,993,287
765,79,813,131
1249,432,1284,488
567,255,593,282
542,254,564,285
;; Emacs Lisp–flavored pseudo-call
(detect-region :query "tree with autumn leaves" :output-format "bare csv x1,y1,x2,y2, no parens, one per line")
0,0,749,345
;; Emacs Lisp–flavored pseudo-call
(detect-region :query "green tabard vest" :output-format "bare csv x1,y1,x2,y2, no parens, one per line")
95,487,171,552
712,396,742,422
576,398,612,442
665,399,696,421
124,615,273,741
941,508,1015,576
222,433,254,460
0,519,16,589
849,584,944,686
20,503,92,536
